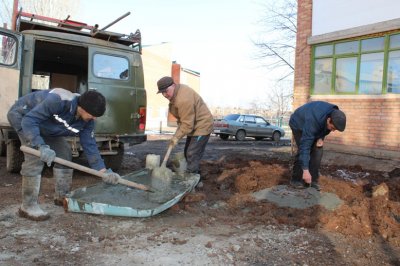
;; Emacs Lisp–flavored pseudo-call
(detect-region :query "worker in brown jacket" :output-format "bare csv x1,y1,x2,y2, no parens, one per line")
157,76,213,177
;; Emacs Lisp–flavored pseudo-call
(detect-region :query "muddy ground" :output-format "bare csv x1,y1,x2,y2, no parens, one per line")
0,135,400,265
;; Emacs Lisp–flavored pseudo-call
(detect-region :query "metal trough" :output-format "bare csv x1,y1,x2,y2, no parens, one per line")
65,169,200,217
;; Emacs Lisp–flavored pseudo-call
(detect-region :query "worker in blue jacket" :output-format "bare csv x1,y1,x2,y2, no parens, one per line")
7,88,120,221
289,101,346,191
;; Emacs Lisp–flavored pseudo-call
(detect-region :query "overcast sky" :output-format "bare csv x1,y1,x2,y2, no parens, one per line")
0,0,282,108
75,0,279,108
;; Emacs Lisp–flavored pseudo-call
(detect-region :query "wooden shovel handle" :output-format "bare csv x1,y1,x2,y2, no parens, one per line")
161,144,173,168
20,145,152,192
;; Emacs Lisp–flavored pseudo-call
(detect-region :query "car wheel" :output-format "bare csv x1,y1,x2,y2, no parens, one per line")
235,130,246,141
272,131,281,142
219,134,229,140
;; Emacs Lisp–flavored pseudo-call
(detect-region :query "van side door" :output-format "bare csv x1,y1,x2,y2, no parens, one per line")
88,47,139,135
0,29,22,126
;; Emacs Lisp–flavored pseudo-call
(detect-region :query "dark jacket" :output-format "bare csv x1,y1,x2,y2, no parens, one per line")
289,101,338,169
169,84,214,140
7,88,105,170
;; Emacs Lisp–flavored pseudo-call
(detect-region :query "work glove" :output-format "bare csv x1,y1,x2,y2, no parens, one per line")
169,136,179,147
39,145,56,167
102,168,120,185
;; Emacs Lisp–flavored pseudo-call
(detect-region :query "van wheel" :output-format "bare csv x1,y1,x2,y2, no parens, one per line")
235,130,246,141
7,139,24,173
103,145,124,171
0,133,6,156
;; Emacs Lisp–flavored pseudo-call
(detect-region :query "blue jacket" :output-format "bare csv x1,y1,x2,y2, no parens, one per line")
289,101,338,169
8,88,105,170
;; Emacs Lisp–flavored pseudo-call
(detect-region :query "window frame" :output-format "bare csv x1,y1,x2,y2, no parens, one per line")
0,32,18,66
92,52,130,81
311,33,400,95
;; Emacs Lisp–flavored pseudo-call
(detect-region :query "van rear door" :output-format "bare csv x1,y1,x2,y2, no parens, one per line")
0,29,22,126
88,47,137,135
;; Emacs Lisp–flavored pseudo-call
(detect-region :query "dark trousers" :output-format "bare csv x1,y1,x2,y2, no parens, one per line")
8,106,72,176
18,135,72,177
184,135,210,174
291,129,323,184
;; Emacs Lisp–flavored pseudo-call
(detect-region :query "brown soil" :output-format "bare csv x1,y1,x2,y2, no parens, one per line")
0,135,399,265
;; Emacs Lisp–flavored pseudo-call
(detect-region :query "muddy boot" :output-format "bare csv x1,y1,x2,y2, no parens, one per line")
310,182,321,191
19,175,50,221
53,168,73,206
290,179,305,189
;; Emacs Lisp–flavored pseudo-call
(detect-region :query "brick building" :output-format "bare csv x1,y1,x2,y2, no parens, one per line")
295,0,400,159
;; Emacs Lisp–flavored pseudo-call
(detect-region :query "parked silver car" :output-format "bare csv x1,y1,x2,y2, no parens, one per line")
213,114,285,141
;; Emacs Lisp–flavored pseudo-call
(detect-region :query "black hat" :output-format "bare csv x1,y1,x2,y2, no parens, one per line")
157,76,174,93
78,90,106,117
330,109,346,132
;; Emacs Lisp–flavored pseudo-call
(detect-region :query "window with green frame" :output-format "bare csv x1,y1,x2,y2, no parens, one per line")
312,33,400,94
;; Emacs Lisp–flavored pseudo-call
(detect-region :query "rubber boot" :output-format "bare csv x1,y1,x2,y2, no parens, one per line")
19,175,50,221
53,168,73,206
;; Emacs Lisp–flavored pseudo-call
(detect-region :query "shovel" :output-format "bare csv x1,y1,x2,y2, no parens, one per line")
20,145,154,192
151,144,174,178
161,144,173,169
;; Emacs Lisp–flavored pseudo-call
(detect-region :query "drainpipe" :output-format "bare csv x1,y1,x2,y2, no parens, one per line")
11,0,18,31
171,62,181,84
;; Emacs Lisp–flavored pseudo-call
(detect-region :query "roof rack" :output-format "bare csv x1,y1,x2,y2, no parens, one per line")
15,10,141,49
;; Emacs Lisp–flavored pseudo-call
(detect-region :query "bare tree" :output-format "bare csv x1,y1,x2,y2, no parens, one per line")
268,81,293,118
248,99,270,117
19,0,80,21
0,0,13,26
0,0,80,27
253,0,297,81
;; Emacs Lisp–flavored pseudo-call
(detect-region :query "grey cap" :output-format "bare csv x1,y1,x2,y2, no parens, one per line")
157,76,174,93
330,109,346,132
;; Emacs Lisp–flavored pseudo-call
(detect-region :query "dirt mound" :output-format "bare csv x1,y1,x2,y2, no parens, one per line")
208,159,400,247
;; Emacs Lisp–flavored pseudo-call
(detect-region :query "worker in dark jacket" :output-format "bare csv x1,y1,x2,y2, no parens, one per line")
7,88,120,221
289,101,346,190
156,76,213,178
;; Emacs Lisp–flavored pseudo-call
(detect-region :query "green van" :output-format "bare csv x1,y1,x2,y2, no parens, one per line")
0,12,147,172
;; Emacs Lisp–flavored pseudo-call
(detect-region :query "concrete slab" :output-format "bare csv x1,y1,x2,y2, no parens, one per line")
252,185,343,211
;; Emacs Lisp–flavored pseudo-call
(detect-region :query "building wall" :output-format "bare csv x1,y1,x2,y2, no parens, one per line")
181,70,200,94
295,0,400,159
142,43,172,132
142,43,201,132
313,0,400,36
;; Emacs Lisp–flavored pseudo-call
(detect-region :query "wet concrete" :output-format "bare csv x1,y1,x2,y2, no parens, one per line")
68,169,199,210
252,185,343,211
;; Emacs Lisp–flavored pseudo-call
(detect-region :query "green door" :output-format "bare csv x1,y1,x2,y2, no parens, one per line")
88,47,139,135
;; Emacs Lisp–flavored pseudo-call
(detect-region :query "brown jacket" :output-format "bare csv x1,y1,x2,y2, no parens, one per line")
169,84,213,140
